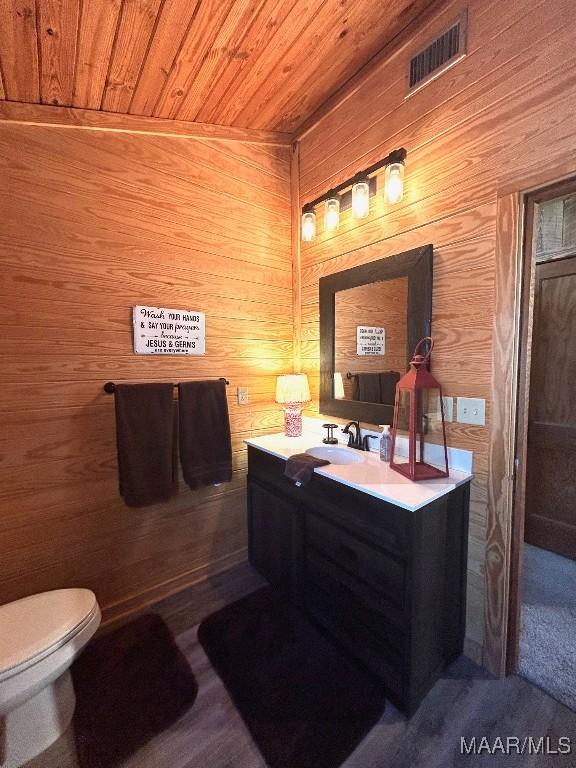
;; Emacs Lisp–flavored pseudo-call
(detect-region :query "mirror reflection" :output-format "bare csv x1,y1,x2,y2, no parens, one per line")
334,276,408,404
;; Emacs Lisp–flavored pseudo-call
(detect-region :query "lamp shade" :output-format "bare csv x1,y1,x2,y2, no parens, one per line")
275,374,310,404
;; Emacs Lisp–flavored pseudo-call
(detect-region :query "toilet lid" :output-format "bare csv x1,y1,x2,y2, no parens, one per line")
0,589,98,678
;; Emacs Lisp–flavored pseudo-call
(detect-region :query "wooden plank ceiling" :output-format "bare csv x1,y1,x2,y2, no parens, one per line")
0,0,437,133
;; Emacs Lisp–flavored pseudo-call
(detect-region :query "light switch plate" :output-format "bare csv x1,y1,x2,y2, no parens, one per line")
442,396,453,422
457,397,485,425
237,387,249,405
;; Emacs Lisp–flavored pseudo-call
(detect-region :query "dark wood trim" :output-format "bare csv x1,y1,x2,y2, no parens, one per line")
506,175,576,675
319,244,433,425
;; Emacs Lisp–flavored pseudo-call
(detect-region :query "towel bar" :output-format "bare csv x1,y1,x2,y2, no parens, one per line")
103,379,229,393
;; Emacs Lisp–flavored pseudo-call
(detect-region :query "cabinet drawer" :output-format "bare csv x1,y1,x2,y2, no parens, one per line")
247,447,303,502
306,480,410,555
247,447,410,557
304,554,406,657
306,511,406,608
304,575,404,699
305,547,405,633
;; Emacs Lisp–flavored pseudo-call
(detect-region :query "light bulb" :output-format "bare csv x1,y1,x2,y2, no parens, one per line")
351,180,370,218
324,197,340,231
301,210,316,242
384,161,404,204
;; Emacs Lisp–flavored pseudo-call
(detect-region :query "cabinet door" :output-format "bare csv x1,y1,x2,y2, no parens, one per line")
248,481,297,586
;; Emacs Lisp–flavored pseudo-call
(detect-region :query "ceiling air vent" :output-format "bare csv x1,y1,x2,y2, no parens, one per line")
407,13,467,95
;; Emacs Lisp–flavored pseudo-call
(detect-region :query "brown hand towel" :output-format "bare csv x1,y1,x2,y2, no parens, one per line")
379,371,401,405
178,380,232,490
351,374,360,401
357,373,382,403
114,383,175,508
284,453,330,486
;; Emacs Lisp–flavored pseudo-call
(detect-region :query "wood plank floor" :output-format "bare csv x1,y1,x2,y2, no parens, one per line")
27,562,576,768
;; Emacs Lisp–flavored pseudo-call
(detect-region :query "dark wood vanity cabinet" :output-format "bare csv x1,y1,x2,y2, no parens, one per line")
246,446,470,716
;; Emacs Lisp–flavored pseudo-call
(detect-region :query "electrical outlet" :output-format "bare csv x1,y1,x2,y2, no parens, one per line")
237,387,249,405
457,397,485,426
442,396,454,422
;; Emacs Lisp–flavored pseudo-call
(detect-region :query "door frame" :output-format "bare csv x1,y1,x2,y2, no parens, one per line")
486,175,576,677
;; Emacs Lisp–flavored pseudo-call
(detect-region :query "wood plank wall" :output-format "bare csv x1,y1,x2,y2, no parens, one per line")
296,0,576,666
0,120,292,621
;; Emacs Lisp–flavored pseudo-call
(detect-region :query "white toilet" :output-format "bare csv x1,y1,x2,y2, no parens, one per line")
0,589,101,768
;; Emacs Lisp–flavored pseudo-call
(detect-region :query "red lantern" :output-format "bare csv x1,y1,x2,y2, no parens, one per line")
390,337,449,481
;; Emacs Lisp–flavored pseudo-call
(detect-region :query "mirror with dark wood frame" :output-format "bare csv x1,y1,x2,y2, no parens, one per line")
319,244,433,426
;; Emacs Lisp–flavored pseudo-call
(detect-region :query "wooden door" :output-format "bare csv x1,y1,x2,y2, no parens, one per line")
525,255,576,558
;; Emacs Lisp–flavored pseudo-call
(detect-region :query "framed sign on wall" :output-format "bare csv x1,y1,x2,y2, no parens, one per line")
133,305,206,355
356,326,385,356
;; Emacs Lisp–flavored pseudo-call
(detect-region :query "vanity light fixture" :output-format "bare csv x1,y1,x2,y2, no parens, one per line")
324,193,340,231
301,205,316,242
300,147,407,241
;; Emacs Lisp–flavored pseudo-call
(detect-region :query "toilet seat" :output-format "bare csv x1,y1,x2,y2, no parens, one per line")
0,589,99,682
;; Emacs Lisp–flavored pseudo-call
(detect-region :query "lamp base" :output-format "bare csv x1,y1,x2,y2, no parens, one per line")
283,403,303,437
389,460,449,481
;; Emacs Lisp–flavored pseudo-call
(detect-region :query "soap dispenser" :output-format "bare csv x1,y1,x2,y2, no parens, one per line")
379,425,391,462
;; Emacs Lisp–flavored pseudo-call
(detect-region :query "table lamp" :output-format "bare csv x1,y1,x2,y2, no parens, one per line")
275,374,310,437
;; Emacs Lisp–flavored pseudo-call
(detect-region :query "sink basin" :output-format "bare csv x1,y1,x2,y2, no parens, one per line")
305,446,364,465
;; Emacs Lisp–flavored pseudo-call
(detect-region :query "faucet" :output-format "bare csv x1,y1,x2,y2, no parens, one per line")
342,421,363,450
362,434,379,452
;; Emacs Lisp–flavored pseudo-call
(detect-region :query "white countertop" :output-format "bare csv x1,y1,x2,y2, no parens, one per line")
244,432,472,512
